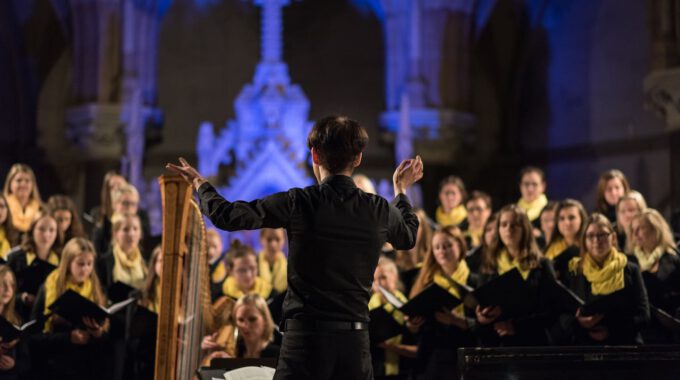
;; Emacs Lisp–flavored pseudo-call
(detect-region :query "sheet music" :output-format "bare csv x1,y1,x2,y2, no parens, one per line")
377,285,405,308
222,366,275,380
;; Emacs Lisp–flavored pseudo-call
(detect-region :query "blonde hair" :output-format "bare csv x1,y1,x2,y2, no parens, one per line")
352,174,376,194
3,163,42,202
0,266,19,325
233,294,275,345
616,190,647,249
112,213,143,237
111,184,139,207
55,238,106,307
631,209,677,254
375,256,402,292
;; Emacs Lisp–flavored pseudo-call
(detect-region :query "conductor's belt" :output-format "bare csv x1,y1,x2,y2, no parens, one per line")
283,319,368,332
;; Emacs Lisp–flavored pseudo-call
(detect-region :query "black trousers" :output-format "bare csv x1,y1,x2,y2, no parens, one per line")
273,329,373,380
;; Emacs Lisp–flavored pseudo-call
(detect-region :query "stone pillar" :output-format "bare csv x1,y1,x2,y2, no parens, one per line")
644,0,680,219
64,0,169,222
378,0,477,165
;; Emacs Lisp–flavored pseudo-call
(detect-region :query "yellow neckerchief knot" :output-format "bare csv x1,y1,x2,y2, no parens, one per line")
517,193,548,222
222,276,272,300
544,237,569,260
112,243,147,289
581,248,627,295
26,250,60,266
497,249,531,280
633,246,666,272
258,251,287,294
5,194,41,232
436,204,467,227
433,260,470,316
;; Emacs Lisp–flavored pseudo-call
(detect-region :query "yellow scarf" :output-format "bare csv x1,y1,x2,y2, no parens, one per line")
544,238,569,260
573,248,627,296
496,249,531,280
43,269,95,332
633,246,665,273
5,195,41,232
258,251,287,294
211,260,227,284
26,250,60,266
112,244,147,290
435,204,467,227
517,193,548,222
0,228,10,260
222,276,272,300
433,261,470,316
369,290,408,376
465,228,482,248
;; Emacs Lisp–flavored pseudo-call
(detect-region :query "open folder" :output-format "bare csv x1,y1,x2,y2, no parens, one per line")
376,284,462,318
368,307,404,343
49,289,136,327
468,268,534,319
0,315,45,341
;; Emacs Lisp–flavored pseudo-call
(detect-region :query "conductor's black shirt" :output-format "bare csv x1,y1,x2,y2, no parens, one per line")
197,175,419,322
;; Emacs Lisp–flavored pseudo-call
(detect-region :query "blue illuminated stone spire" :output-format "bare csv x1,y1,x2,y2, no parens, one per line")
197,0,313,246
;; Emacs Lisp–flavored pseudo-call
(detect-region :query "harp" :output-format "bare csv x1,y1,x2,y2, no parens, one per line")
155,175,227,380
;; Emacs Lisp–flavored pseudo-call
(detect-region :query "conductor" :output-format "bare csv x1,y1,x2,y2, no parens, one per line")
167,115,423,379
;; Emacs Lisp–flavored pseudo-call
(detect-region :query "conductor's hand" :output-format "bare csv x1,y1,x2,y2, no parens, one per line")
166,158,207,190
393,156,424,197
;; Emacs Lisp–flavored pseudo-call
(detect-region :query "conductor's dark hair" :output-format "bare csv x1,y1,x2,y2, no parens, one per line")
307,115,369,174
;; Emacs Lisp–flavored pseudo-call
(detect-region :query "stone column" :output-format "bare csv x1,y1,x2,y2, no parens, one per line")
64,0,169,221
644,0,680,216
378,0,477,164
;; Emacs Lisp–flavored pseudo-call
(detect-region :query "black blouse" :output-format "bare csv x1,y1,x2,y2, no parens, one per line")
562,262,650,345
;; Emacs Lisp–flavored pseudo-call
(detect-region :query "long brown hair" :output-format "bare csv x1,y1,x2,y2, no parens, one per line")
410,228,467,298
0,194,19,247
0,266,19,324
596,170,630,213
141,245,162,308
481,204,541,274
546,199,588,250
47,195,86,251
55,238,106,307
